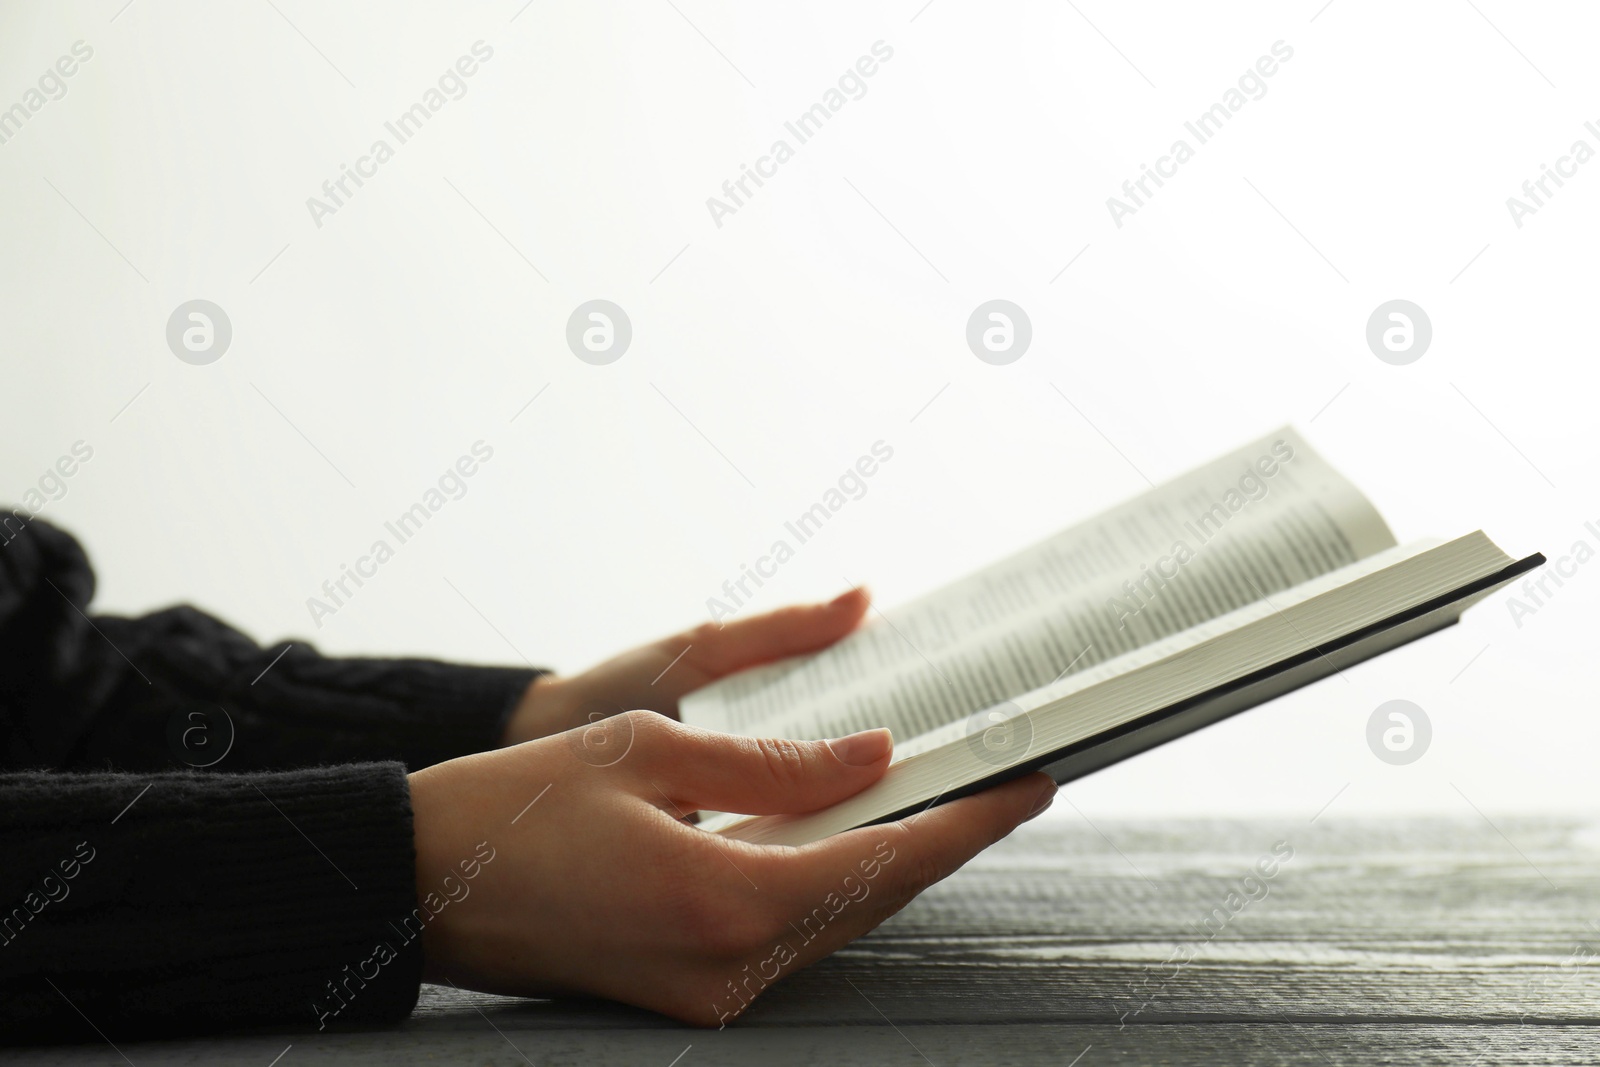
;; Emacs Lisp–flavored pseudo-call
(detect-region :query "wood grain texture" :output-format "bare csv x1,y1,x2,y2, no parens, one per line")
22,817,1600,1065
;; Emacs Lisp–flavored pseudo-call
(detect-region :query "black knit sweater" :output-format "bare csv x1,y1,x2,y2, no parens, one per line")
0,517,540,1041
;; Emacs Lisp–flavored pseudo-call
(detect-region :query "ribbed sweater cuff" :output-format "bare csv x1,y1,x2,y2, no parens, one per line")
0,763,421,1040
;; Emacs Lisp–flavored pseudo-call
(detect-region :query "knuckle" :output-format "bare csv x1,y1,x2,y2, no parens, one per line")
570,708,659,768
753,736,812,790
620,708,668,745
620,707,660,730
885,828,951,894
907,851,951,893
921,857,953,895
687,621,723,645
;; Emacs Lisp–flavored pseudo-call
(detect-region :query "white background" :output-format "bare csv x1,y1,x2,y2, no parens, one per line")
1,1,1594,822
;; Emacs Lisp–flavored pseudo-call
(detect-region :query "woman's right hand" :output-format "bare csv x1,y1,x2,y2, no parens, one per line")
408,710,1054,1026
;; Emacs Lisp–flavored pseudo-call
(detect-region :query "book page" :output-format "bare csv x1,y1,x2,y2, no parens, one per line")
680,426,1396,742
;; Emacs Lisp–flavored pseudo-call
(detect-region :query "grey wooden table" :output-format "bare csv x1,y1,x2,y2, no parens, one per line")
18,816,1600,1065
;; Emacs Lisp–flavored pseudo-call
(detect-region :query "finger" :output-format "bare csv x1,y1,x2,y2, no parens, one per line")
687,588,870,677
769,773,1055,916
625,714,893,816
717,775,1056,991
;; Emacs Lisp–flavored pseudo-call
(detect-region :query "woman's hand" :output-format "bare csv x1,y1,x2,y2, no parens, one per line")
410,712,1055,1025
502,589,871,746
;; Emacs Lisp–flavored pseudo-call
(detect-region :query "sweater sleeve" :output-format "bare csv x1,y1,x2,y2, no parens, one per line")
0,763,425,1039
0,516,543,774
0,515,546,1039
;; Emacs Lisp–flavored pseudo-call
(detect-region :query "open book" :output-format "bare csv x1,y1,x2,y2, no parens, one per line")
682,427,1543,847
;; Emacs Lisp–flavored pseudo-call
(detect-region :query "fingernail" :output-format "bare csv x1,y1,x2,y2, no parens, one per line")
829,587,867,608
1024,780,1058,822
826,728,892,766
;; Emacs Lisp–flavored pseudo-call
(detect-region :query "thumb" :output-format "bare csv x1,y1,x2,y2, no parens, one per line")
691,588,870,677
633,717,893,816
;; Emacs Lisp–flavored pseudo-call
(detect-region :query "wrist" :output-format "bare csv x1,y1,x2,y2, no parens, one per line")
409,764,493,985
408,767,447,981
502,673,567,747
